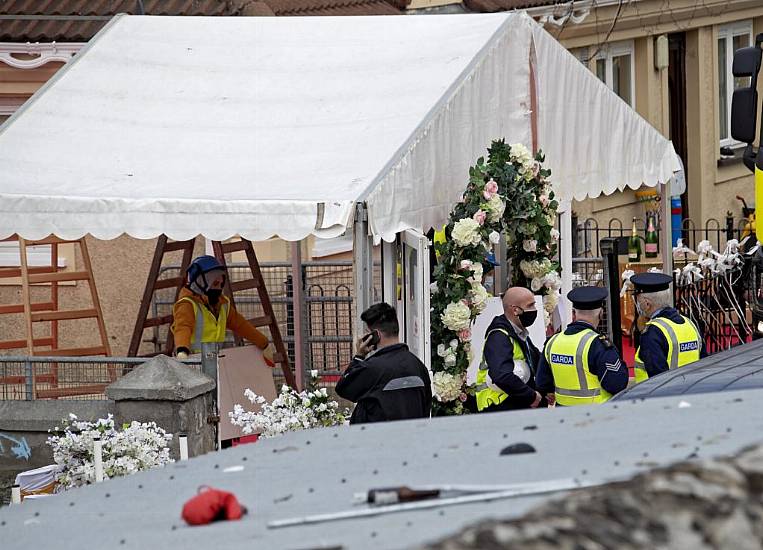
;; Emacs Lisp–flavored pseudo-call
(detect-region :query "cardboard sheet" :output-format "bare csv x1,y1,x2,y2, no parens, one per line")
217,346,277,441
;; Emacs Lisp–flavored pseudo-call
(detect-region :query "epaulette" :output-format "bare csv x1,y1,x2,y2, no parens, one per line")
597,334,613,348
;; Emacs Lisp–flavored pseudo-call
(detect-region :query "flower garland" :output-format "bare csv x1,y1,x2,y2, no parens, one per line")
47,414,173,490
430,139,559,415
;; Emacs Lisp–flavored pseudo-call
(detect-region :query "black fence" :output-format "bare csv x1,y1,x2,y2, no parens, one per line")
573,215,751,258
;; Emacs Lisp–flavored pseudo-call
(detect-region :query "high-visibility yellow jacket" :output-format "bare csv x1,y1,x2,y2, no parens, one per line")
474,328,527,411
171,287,268,354
544,327,612,405
634,314,701,383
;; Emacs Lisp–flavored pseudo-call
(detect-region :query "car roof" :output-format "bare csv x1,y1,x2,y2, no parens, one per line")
612,339,763,400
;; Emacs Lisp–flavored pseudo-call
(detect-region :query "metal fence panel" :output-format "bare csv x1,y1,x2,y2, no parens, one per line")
0,356,201,400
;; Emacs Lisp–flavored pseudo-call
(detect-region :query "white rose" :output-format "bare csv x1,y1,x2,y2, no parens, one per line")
469,283,490,313
550,228,560,241
451,218,483,248
509,143,533,165
430,282,439,294
441,301,472,331
449,339,459,349
468,263,484,283
310,369,318,378
460,259,473,270
433,371,464,402
437,343,447,357
444,354,457,367
486,195,505,223
542,271,562,290
489,231,501,245
531,277,543,292
523,239,538,252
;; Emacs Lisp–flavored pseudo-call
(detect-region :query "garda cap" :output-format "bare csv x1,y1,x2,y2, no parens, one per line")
567,286,607,310
630,272,673,294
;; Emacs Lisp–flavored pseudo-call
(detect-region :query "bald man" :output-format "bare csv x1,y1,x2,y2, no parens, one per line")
473,287,544,412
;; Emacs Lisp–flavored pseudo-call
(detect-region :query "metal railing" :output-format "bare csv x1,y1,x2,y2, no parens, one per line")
0,356,201,400
573,215,748,258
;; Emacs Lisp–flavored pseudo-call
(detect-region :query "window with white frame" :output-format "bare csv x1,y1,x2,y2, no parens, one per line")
718,21,754,147
593,41,635,107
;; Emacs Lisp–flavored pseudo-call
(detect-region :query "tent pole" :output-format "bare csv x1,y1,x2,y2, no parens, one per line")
290,241,306,390
381,239,398,307
353,203,373,345
559,201,573,328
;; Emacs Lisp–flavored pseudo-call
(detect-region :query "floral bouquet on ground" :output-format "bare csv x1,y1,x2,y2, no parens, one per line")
47,414,173,490
228,371,348,438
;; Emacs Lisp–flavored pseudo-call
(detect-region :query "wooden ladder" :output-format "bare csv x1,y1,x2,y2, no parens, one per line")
0,236,111,398
127,235,196,357
213,238,295,389
130,236,296,388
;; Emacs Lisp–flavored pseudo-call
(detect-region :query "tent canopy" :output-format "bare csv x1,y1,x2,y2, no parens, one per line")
0,13,678,243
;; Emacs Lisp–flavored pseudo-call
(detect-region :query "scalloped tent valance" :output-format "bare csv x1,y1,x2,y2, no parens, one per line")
0,13,678,242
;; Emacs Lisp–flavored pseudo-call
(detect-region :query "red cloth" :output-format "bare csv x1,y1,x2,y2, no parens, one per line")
182,487,245,526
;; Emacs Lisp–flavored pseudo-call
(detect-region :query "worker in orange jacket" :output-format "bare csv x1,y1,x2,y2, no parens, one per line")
171,255,274,365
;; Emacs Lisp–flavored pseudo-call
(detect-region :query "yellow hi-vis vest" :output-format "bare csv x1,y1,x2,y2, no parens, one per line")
433,226,447,261
544,328,612,406
474,328,527,411
633,315,701,383
178,296,230,354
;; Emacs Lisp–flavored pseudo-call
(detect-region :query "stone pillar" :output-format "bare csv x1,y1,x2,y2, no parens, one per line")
106,355,216,459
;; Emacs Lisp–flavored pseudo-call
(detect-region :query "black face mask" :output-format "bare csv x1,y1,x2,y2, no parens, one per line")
206,288,223,305
518,309,538,328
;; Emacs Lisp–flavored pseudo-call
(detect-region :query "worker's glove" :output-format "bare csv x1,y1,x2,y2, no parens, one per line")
182,486,246,526
262,343,275,368
176,348,189,361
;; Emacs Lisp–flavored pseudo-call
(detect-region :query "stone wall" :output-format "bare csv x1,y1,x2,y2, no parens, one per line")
0,356,216,505
425,443,763,549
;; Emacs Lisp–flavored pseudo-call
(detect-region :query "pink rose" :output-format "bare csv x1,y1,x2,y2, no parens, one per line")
483,179,498,199
539,194,550,207
460,260,473,271
458,328,471,342
473,209,487,225
458,392,468,402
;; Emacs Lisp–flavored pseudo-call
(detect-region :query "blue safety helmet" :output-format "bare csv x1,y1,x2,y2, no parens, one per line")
187,255,226,294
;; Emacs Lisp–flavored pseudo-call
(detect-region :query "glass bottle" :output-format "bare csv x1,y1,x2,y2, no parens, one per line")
645,213,658,259
628,217,641,262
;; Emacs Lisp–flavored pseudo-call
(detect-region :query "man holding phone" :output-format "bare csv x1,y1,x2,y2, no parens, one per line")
336,303,432,424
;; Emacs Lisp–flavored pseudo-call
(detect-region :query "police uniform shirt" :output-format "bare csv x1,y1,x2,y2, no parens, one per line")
638,307,708,378
536,321,628,396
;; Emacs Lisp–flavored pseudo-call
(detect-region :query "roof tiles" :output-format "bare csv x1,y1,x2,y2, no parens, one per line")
0,0,407,41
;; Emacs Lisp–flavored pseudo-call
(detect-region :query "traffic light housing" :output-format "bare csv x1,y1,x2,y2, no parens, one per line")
731,34,763,242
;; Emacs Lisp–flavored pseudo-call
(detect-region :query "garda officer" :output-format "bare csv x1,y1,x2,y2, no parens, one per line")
631,272,706,382
171,255,275,364
536,286,628,405
474,286,544,412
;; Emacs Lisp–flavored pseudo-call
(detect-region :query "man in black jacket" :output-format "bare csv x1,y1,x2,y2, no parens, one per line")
475,286,544,412
336,303,432,424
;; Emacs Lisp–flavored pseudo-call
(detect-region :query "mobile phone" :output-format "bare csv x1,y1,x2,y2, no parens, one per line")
363,330,381,348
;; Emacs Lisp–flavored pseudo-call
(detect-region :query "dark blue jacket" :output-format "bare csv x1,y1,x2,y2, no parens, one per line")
536,321,628,397
482,314,541,409
638,307,707,378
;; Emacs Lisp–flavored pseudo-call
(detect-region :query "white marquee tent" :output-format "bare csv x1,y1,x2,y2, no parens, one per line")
0,12,679,338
